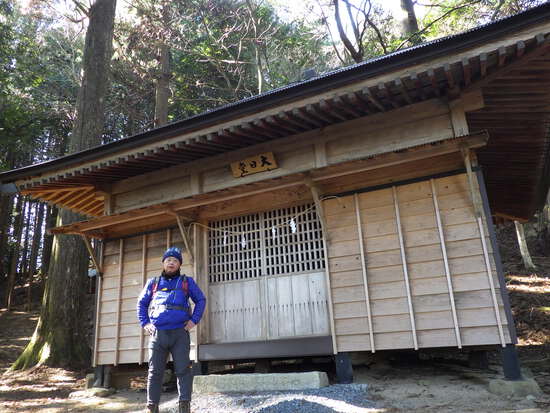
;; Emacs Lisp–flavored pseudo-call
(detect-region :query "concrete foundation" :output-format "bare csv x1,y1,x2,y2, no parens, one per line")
193,371,329,393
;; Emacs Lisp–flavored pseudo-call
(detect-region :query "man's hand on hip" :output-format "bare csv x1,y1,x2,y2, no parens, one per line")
185,320,196,331
143,323,156,336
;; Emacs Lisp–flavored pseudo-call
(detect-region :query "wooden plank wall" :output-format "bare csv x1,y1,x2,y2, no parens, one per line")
94,227,197,366
324,173,511,352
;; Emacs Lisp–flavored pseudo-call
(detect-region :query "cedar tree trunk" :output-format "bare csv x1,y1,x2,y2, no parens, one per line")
12,0,117,369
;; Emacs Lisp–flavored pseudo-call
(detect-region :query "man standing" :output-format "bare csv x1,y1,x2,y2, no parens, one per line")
137,247,206,413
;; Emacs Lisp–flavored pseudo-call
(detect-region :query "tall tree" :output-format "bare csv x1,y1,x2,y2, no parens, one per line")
27,202,45,310
13,0,117,369
399,0,421,45
5,195,24,310
153,0,171,126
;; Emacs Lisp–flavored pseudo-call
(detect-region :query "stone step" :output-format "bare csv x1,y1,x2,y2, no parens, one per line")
193,371,329,393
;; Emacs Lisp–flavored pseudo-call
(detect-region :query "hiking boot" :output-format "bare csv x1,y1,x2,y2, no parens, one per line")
178,400,191,413
146,404,159,413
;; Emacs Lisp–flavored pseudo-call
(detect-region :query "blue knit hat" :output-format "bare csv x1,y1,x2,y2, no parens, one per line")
162,247,183,264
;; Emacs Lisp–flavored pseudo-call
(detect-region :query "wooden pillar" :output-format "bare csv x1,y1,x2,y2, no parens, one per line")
462,149,506,347
305,179,338,354
139,233,147,365
92,241,105,367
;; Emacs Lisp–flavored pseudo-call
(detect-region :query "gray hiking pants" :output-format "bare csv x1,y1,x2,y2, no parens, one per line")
147,327,192,405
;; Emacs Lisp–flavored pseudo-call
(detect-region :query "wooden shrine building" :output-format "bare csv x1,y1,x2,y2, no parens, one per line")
2,4,550,381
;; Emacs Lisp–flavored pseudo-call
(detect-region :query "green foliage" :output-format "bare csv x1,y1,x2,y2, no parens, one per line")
0,1,81,170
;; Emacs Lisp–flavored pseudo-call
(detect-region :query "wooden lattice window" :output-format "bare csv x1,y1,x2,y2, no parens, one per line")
208,204,325,283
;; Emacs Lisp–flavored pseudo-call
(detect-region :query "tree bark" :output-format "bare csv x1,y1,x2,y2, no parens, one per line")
40,205,57,278
6,196,24,310
12,0,117,370
27,202,45,310
400,0,421,45
69,0,117,153
20,200,32,278
514,220,536,272
154,1,171,127
0,193,14,281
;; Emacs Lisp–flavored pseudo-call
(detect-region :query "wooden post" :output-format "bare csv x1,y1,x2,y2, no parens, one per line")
305,178,337,354
201,221,211,344
139,233,147,365
392,186,418,350
353,194,375,353
461,149,506,347
430,179,462,348
192,224,199,362
114,238,124,365
92,241,105,367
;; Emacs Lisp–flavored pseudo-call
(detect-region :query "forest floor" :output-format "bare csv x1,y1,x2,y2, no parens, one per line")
1,225,550,412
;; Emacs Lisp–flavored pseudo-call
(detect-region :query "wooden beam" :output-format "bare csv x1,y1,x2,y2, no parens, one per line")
81,235,102,276
265,115,301,134
378,83,399,109
319,99,347,121
410,73,426,100
461,147,483,217
175,215,194,264
333,96,362,117
353,193,375,353
479,53,488,77
427,69,441,97
292,108,323,128
461,58,471,87
393,186,418,350
430,179,462,348
22,185,94,194
498,46,507,67
516,40,525,58
361,87,385,111
394,78,413,104
449,99,469,137
343,92,371,114
478,215,507,347
463,33,550,93
50,133,490,238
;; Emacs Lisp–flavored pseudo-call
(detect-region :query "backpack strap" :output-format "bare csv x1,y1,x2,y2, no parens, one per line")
151,276,159,297
180,275,189,299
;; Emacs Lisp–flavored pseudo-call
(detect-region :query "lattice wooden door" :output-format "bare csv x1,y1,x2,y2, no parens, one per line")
207,204,329,343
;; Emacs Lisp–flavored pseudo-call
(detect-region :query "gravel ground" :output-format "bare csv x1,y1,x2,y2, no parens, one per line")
160,384,377,413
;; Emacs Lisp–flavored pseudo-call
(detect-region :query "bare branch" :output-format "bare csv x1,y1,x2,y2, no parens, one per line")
334,0,363,63
315,0,346,64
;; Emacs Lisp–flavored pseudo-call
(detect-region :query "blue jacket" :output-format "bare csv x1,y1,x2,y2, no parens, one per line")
136,274,206,330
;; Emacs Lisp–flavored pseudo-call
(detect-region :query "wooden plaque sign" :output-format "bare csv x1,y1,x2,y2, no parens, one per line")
230,152,278,178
